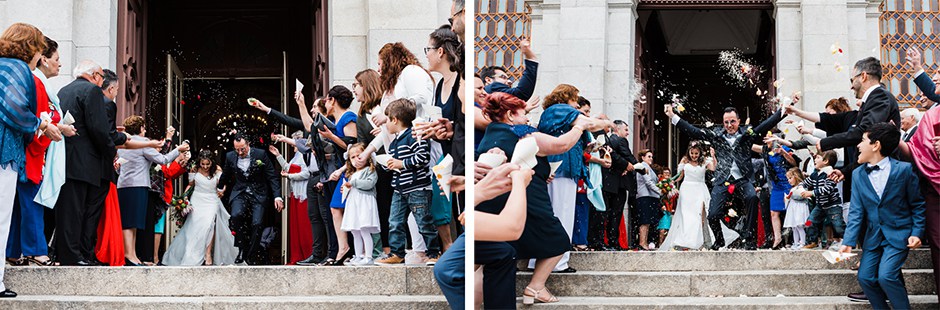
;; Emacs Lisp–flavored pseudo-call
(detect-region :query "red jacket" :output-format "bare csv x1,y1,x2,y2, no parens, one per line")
161,161,186,203
25,76,58,184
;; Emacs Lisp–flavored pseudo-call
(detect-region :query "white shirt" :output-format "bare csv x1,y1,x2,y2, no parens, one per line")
671,114,742,180
867,157,891,200
237,155,250,172
860,84,881,104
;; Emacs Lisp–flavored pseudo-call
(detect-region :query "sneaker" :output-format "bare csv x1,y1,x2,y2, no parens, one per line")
359,257,376,266
847,292,868,302
347,256,363,266
376,254,404,265
406,251,429,265
425,257,439,266
828,241,843,251
802,242,818,249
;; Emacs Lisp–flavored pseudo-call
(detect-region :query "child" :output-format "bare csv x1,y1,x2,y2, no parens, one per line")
800,150,844,249
375,99,440,264
341,143,381,266
840,122,925,310
783,168,810,250
657,168,677,246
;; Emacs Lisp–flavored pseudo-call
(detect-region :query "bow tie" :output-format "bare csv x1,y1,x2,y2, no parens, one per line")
865,165,881,173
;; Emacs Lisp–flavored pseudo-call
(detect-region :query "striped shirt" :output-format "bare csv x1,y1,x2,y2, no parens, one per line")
388,127,431,194
799,168,841,209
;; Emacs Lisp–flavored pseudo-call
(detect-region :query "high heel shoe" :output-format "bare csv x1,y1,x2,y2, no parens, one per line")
331,250,354,266
522,286,558,305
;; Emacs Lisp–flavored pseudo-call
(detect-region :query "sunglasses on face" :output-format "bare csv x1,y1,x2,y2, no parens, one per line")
447,9,464,25
850,72,863,84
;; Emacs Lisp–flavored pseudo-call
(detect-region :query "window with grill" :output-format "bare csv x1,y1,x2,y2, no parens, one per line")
880,0,940,109
474,0,531,79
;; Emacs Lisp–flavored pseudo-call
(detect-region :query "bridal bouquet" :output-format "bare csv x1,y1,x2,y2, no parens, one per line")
170,186,195,226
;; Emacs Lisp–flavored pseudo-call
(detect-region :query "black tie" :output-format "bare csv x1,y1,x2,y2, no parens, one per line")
865,165,881,173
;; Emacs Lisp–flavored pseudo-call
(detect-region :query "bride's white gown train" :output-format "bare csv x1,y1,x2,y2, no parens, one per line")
659,163,739,251
162,172,238,265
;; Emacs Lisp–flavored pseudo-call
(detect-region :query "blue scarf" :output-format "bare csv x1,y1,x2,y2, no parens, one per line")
537,104,589,180
0,58,39,182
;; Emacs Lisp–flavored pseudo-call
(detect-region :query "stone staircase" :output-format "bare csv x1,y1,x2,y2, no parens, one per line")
516,249,938,309
0,265,448,309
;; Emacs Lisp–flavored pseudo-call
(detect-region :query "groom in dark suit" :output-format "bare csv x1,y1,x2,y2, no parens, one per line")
666,104,784,250
217,135,282,264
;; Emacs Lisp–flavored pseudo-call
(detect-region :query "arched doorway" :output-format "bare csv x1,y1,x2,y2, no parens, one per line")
116,0,329,264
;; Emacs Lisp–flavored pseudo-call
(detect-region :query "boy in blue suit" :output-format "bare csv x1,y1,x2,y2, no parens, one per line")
840,122,926,309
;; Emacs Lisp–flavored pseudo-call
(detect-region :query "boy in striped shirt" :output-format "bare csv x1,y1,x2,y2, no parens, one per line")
376,99,440,264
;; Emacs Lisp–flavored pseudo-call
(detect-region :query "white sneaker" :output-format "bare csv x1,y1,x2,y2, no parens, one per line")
358,257,375,266
348,256,363,266
828,241,843,251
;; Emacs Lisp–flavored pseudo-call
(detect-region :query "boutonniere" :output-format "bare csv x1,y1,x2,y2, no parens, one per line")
255,160,264,167
745,128,755,135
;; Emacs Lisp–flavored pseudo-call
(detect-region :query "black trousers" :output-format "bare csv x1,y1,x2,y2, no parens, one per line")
474,241,516,309
307,178,338,260
376,168,394,248
54,178,108,265
230,192,265,263
707,178,759,247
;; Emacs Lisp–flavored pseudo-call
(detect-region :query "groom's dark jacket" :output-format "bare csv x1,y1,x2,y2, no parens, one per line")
217,147,282,204
674,110,784,183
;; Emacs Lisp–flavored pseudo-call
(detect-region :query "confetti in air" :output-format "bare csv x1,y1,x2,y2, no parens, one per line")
830,42,844,56
773,79,784,89
834,62,843,72
718,50,762,88
654,120,661,126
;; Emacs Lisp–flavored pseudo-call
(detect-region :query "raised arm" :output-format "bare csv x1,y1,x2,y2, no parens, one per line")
819,92,894,151
906,47,940,105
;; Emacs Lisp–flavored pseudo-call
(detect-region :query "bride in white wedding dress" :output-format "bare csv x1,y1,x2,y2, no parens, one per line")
659,143,739,251
162,151,238,266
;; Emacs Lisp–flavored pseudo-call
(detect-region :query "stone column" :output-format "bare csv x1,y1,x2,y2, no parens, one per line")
799,0,851,114
605,0,638,129
775,0,804,111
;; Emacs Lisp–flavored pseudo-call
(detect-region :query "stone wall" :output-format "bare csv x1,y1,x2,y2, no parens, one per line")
525,0,885,139
0,0,118,93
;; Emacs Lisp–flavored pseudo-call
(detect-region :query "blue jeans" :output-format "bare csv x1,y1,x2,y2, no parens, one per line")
389,190,439,257
434,233,465,309
806,205,845,244
7,181,47,257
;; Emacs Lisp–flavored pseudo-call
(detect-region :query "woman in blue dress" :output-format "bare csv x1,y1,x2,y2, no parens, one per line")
754,131,797,250
320,86,357,265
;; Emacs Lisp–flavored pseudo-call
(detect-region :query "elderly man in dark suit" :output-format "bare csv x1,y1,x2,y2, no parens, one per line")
54,60,116,266
666,102,784,250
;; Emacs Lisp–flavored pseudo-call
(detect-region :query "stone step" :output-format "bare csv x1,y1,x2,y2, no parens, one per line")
0,295,449,309
562,249,933,271
515,269,937,297
4,266,439,296
513,295,939,309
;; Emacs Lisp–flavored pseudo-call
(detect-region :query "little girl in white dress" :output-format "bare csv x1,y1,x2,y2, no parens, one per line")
341,143,381,266
783,168,811,250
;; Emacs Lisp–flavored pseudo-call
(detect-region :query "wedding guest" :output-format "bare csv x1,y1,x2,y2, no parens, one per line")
270,132,312,264
32,37,70,245
251,93,340,265
476,92,608,304
899,108,921,142
534,84,609,272
352,69,393,257
340,143,380,266
634,150,661,250
784,168,811,249
153,147,189,265
0,22,46,297
423,24,463,251
479,38,538,101
7,35,68,267
800,150,843,249
374,99,439,265
841,123,925,310
323,86,357,265
753,132,797,249
116,115,188,265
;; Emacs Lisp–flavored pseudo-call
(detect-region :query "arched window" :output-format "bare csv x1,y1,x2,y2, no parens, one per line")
880,0,940,109
474,0,531,79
